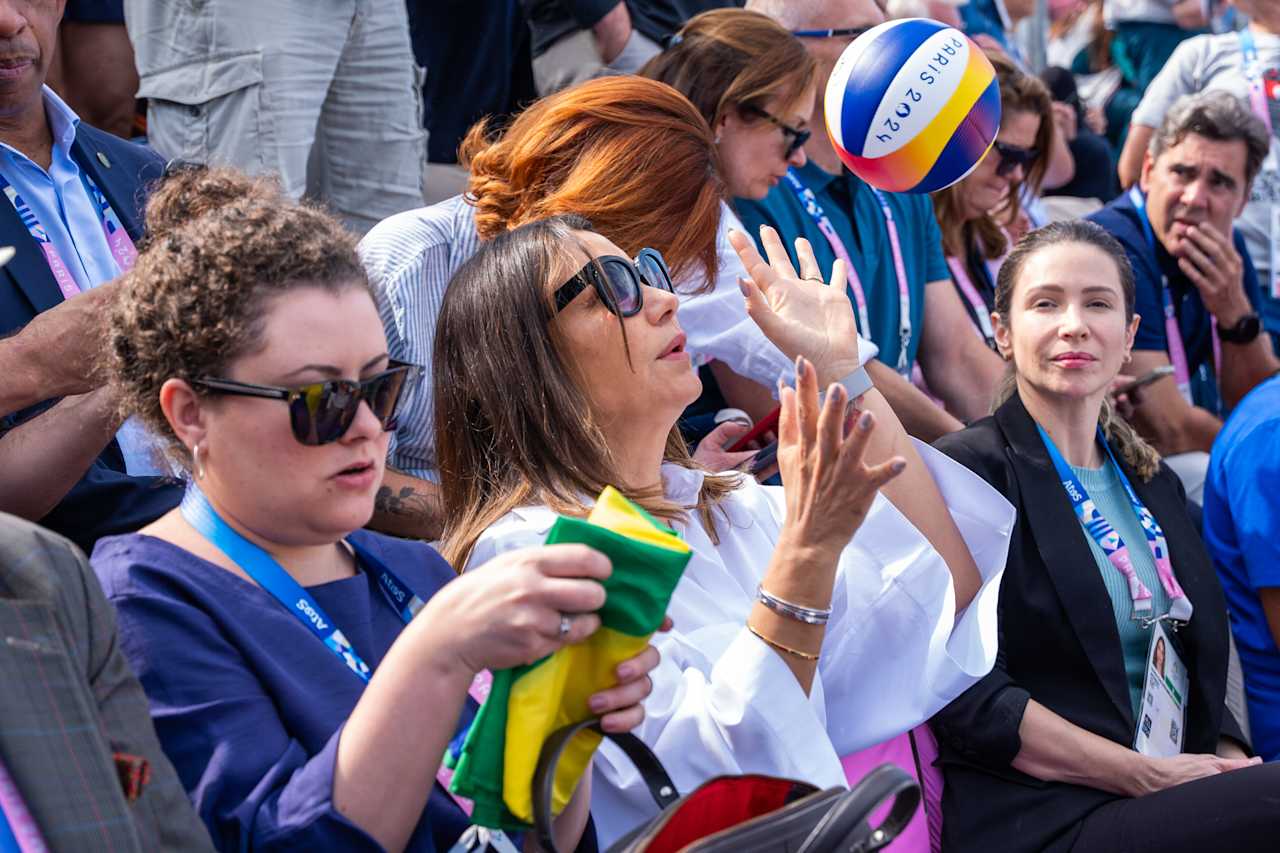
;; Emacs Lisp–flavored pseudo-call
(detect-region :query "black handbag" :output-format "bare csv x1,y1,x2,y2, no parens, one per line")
533,718,921,853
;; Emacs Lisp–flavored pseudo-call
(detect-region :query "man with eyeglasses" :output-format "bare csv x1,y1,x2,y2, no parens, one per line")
739,0,1008,439
1088,91,1279,501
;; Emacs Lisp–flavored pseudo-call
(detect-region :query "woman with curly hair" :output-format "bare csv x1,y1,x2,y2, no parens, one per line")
90,167,660,852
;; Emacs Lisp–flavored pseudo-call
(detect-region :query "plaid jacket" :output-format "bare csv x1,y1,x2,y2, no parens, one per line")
0,513,212,851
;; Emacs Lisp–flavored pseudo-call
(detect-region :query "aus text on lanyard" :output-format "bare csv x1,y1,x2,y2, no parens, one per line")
782,168,914,375
0,169,137,301
1037,424,1193,625
1128,187,1221,405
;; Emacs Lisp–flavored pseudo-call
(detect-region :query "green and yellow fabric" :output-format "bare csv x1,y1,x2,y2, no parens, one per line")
446,487,692,830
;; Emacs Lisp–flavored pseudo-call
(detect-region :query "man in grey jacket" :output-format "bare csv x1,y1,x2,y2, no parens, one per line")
0,512,212,851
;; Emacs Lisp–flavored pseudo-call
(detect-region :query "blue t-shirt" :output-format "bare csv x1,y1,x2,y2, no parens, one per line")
1087,191,1266,414
734,161,949,372
1203,374,1280,760
92,529,473,852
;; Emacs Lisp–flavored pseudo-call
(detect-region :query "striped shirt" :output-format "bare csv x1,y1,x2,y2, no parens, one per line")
358,197,873,481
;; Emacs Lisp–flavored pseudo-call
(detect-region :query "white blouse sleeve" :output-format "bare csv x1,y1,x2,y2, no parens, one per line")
766,439,1014,756
676,203,878,391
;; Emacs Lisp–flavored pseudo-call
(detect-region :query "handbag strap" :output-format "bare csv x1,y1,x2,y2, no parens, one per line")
534,718,682,853
797,764,920,853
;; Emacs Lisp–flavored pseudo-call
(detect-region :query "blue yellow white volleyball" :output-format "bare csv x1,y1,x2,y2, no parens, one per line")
824,18,1001,194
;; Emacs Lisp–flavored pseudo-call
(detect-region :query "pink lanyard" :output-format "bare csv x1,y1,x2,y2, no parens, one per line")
0,756,48,853
1129,188,1221,405
783,169,914,375
946,255,997,347
0,168,137,300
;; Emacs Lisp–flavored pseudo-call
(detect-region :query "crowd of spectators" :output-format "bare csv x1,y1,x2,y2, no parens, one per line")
3,0,1280,851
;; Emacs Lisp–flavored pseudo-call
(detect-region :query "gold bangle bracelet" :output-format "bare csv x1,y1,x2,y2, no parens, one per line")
747,623,820,661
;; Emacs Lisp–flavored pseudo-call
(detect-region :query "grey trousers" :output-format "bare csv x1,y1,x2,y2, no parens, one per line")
126,0,427,234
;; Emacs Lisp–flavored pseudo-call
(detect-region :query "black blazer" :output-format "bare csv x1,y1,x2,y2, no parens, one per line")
931,392,1243,853
0,123,180,553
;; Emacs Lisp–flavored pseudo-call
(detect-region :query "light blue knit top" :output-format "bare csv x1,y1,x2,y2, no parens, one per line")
1069,460,1172,716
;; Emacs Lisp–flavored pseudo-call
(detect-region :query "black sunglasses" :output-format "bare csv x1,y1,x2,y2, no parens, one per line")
743,105,812,159
553,248,675,317
192,361,419,446
993,141,1037,179
789,26,871,39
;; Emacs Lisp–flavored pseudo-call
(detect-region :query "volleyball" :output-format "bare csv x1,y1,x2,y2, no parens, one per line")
825,18,1001,194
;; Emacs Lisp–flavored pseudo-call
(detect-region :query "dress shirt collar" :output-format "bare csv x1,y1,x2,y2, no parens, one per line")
0,85,81,170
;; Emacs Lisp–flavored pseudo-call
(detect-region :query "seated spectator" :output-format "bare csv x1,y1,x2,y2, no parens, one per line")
0,512,212,851
125,0,426,234
933,220,1276,853
524,0,738,96
1088,91,1279,501
728,0,977,438
359,75,864,537
933,52,1053,351
1118,0,1280,349
433,215,1015,847
91,169,658,852
961,0,1035,54
1042,64,1121,202
1204,373,1280,760
885,0,965,28
0,0,180,553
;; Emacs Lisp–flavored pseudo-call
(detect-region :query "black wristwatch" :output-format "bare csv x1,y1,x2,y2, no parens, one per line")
1217,312,1262,344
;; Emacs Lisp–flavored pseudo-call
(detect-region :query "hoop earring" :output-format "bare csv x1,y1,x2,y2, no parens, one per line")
192,443,206,480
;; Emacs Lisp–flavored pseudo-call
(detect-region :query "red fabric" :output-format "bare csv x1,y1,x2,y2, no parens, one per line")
645,775,805,853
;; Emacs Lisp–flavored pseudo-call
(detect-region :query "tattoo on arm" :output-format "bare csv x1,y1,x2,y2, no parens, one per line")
375,485,436,518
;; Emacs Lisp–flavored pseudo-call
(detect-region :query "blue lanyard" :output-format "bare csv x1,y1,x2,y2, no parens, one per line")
1036,424,1193,624
180,486,428,682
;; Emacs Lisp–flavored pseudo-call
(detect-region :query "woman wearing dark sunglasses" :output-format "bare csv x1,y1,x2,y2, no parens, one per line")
433,215,1018,847
932,50,1055,352
89,168,660,853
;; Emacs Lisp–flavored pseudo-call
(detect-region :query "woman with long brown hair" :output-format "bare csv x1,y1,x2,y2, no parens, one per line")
359,68,858,539
431,213,1017,846
932,220,1279,853
932,50,1054,352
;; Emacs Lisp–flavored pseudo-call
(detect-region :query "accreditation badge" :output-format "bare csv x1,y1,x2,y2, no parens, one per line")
1133,621,1189,758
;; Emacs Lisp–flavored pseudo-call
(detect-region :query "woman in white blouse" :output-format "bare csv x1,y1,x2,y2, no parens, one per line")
431,213,1016,845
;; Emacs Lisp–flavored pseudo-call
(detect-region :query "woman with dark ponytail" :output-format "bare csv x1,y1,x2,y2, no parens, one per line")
931,220,1280,853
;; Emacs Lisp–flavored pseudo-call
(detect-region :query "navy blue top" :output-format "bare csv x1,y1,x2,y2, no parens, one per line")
1088,192,1265,413
91,529,472,852
1204,374,1280,760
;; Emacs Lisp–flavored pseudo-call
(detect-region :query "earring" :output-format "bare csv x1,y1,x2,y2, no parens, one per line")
192,443,206,480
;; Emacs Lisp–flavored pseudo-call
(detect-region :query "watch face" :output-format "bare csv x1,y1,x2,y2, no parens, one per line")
1222,314,1261,343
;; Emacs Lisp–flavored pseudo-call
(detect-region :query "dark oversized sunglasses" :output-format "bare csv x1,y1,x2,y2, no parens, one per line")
789,26,871,40
553,248,675,317
993,141,1037,179
193,361,419,446
744,105,812,159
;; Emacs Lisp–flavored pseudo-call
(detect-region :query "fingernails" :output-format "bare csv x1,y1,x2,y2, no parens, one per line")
796,355,808,376
738,276,751,298
616,663,634,680
588,695,607,712
830,384,846,405
891,459,907,474
858,411,874,431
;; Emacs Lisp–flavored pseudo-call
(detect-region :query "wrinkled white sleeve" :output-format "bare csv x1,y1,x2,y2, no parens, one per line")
676,203,878,393
766,439,1014,756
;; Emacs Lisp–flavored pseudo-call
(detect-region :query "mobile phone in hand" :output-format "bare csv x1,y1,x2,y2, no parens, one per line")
747,440,778,475
1116,365,1175,396
727,406,780,453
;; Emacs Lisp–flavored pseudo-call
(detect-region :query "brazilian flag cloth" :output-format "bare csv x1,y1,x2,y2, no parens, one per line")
445,487,691,830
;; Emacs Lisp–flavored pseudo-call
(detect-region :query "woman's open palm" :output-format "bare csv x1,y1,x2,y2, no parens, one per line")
729,226,862,384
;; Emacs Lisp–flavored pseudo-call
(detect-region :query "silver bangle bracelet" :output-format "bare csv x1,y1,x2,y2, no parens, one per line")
756,585,831,625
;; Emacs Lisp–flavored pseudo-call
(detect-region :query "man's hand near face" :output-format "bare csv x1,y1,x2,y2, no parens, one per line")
1175,222,1253,327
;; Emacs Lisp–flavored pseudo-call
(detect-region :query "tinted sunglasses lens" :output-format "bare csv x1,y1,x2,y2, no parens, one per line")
289,381,359,446
364,368,411,429
788,129,811,158
601,259,642,316
636,251,673,293
996,145,1034,178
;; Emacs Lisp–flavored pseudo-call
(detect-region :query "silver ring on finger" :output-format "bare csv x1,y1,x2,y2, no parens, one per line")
559,613,573,639
804,275,823,283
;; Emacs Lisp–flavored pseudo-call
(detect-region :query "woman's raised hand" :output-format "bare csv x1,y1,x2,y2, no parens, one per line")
776,356,906,553
728,225,861,386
